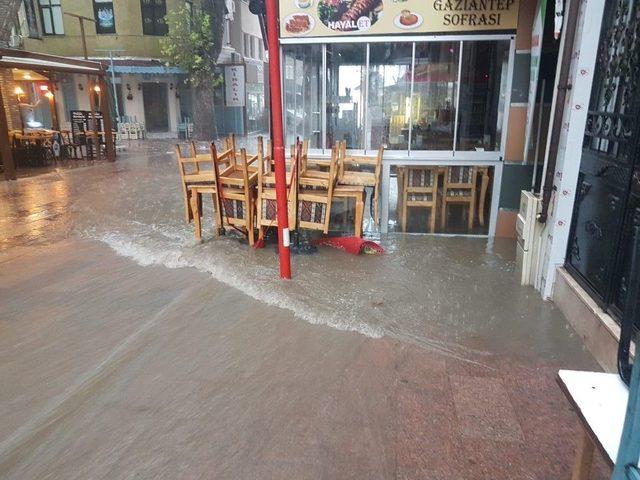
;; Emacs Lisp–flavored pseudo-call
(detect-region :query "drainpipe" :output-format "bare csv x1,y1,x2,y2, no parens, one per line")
538,0,581,223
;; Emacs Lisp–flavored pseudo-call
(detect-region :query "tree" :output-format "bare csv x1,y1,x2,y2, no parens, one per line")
161,0,226,140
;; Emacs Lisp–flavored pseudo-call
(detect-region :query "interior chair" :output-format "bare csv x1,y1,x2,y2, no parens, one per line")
400,166,439,233
440,166,478,232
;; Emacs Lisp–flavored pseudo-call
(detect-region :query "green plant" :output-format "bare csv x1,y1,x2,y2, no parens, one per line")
160,5,222,89
160,1,226,139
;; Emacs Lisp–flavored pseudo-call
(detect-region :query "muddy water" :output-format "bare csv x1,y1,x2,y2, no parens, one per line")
0,143,588,367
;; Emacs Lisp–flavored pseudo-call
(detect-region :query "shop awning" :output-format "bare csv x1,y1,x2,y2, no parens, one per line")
108,65,185,75
0,48,105,75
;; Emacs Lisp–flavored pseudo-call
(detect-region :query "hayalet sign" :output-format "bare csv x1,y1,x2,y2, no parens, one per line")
280,0,520,38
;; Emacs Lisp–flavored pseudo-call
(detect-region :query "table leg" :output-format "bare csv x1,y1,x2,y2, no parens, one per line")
571,429,594,480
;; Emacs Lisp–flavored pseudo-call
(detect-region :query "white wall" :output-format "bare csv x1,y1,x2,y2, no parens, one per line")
535,0,605,299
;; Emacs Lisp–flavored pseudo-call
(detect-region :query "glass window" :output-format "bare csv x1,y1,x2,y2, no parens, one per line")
94,0,116,34
283,44,323,149
140,0,167,36
411,42,459,151
456,40,510,152
388,165,493,235
326,44,366,149
244,34,251,57
39,0,63,35
367,42,412,151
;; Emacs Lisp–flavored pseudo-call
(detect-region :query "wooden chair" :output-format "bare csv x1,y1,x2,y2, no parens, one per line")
296,142,338,234
223,133,260,167
256,136,299,240
186,146,236,241
400,166,439,233
336,141,384,225
440,166,478,231
175,142,214,224
212,144,259,246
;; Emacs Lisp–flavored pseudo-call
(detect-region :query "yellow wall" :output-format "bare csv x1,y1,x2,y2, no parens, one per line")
23,0,189,58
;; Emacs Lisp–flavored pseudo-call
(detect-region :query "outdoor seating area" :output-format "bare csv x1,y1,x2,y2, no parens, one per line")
8,127,117,169
176,135,384,243
0,49,116,180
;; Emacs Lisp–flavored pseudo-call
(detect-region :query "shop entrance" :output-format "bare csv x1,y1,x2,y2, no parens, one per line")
566,0,640,326
142,83,168,132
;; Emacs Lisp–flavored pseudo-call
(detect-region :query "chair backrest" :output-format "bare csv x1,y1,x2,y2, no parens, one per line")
296,141,338,233
404,166,438,196
339,143,383,184
175,143,215,183
443,166,477,198
224,134,237,166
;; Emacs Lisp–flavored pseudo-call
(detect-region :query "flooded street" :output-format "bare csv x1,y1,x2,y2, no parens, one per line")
0,143,609,479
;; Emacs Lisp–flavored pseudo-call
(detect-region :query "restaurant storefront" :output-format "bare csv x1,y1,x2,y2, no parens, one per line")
280,0,522,236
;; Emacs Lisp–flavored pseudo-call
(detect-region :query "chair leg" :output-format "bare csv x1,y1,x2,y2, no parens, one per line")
440,200,447,231
401,196,408,232
190,192,202,242
479,175,489,227
468,197,476,232
183,189,192,223
373,186,379,226
429,204,436,233
355,195,364,237
247,197,255,246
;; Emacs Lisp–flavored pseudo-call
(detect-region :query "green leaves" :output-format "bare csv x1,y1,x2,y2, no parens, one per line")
160,3,224,88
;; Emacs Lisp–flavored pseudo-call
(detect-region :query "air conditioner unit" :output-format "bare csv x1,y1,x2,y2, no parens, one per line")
516,190,542,285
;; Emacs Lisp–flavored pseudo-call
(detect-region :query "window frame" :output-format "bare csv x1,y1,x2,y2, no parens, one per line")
280,35,514,162
38,0,63,36
93,0,116,35
140,0,167,36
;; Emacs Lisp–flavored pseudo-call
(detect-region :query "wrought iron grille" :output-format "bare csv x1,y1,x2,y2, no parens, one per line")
583,0,640,166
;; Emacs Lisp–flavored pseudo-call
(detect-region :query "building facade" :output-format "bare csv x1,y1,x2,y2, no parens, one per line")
6,0,268,137
278,1,538,238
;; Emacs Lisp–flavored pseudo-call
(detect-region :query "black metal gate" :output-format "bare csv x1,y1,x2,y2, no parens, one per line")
566,0,640,327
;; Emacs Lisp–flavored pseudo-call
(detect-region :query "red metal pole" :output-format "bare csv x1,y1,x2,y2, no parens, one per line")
265,0,292,279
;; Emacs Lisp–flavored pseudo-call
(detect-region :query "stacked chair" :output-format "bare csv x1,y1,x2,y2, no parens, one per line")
177,135,383,243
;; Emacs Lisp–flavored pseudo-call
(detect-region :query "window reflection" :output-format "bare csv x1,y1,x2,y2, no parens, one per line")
283,44,323,148
326,44,367,149
411,42,459,151
456,41,510,152
367,43,413,151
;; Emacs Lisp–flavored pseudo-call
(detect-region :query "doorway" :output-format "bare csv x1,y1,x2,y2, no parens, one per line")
142,83,169,132
565,0,640,327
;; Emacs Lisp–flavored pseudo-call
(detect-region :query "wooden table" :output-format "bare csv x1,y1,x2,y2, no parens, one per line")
557,369,626,479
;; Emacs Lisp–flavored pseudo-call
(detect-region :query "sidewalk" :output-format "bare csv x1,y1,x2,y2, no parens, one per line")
0,142,610,479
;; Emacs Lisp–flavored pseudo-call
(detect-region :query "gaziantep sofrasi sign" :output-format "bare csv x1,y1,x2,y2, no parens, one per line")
279,0,520,38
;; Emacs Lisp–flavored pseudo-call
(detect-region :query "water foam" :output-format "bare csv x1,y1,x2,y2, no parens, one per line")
94,229,385,339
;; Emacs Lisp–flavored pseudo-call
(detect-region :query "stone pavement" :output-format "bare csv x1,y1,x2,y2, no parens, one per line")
0,141,611,479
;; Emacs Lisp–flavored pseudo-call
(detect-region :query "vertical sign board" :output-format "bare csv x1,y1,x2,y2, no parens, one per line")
225,65,246,107
70,110,105,144
523,0,546,163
